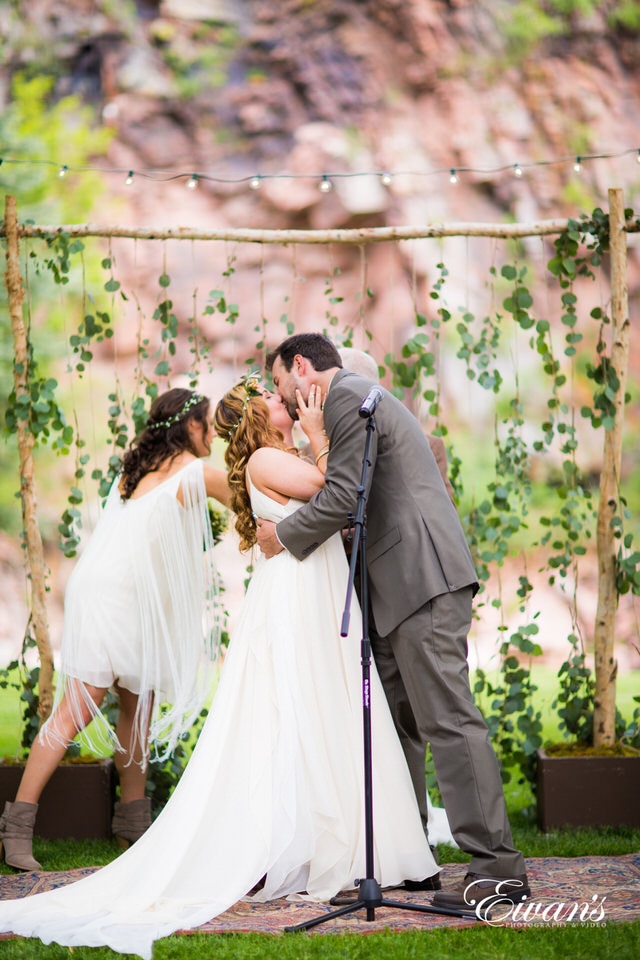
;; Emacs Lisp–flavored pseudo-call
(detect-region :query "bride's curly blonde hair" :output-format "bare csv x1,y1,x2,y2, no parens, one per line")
213,381,289,551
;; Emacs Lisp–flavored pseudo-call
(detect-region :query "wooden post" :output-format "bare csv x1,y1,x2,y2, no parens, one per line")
593,188,631,747
4,194,54,723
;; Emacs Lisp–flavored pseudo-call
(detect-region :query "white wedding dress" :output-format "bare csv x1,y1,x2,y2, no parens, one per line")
0,486,437,959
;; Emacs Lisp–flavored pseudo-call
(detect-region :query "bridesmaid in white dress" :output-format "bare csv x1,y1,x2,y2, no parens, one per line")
0,375,438,960
0,388,228,871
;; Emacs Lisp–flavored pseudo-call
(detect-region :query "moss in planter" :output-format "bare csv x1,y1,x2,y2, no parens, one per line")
0,753,110,765
544,741,640,758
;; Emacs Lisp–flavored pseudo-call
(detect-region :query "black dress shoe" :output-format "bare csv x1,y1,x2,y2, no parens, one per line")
433,872,530,908
403,873,441,891
403,844,441,890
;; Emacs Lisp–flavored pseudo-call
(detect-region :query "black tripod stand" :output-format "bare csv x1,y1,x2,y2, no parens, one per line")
284,407,478,933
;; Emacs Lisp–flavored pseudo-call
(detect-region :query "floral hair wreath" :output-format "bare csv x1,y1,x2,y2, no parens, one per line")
149,393,204,430
228,369,262,435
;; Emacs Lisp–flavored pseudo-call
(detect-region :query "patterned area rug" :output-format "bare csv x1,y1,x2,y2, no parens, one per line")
0,855,638,936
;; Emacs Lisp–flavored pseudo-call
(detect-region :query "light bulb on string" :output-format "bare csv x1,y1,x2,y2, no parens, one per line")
3,146,640,196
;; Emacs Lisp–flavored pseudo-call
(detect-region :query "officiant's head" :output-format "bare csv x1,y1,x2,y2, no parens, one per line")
338,347,379,382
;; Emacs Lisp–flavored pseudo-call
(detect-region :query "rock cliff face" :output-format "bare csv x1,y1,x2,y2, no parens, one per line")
24,3,640,204
4,1,640,239
2,1,639,673
3,0,640,465
4,2,640,342
3,0,639,412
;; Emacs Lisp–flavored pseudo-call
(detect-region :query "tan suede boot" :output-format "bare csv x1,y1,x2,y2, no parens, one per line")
0,801,42,871
111,798,152,849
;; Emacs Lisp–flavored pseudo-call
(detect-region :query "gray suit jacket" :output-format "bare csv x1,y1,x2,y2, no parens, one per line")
277,370,478,637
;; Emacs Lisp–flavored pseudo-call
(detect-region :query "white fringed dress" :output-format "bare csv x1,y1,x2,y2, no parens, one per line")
41,458,221,763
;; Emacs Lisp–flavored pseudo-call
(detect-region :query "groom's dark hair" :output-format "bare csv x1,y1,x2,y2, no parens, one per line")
266,333,342,373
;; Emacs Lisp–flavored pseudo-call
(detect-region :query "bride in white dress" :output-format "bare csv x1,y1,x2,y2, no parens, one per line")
0,375,438,960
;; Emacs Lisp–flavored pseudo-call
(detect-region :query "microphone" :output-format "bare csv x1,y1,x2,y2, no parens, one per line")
358,386,383,418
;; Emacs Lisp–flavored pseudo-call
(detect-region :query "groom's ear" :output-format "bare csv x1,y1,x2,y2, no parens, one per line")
293,354,309,376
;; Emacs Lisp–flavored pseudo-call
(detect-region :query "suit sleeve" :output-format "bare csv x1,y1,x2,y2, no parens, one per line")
277,384,377,560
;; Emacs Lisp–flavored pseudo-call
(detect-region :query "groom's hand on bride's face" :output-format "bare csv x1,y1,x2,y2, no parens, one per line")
255,518,284,558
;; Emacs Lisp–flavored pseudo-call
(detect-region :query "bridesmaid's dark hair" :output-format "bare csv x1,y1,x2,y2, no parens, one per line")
120,388,210,500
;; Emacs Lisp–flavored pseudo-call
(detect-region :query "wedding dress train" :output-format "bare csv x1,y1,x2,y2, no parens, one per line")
0,487,437,959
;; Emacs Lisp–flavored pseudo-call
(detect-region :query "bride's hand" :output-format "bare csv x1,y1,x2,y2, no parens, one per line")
296,385,325,440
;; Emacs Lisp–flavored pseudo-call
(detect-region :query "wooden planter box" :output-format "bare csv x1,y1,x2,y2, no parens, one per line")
0,758,116,839
536,748,640,831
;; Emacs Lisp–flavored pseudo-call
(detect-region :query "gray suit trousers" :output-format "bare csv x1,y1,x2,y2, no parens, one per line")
371,587,525,877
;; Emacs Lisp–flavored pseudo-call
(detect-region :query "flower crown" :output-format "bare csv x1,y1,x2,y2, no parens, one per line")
228,369,262,435
149,393,203,430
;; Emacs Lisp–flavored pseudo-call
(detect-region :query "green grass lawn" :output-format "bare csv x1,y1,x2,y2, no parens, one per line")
2,924,639,960
1,666,638,959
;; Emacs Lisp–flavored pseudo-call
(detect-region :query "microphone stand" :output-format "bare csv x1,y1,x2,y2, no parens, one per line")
284,409,478,932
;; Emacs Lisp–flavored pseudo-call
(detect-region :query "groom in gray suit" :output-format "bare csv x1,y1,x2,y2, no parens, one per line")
256,333,529,907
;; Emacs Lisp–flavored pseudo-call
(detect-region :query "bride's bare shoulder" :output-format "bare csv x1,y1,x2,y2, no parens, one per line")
248,446,289,466
247,446,288,478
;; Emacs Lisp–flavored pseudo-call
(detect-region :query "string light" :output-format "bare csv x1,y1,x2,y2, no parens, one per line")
0,147,638,193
